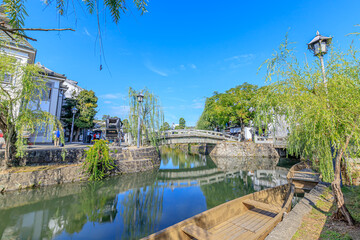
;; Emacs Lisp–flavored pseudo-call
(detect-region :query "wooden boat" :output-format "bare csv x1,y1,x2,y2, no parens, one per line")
287,161,320,192
143,184,295,240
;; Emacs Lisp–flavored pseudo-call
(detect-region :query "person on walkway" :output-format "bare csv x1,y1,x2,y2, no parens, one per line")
54,129,60,147
0,131,4,149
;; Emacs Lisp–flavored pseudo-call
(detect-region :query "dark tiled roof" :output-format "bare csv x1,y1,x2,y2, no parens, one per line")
35,62,66,80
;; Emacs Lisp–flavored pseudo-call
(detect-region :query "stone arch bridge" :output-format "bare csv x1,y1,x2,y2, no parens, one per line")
158,129,287,148
158,129,241,145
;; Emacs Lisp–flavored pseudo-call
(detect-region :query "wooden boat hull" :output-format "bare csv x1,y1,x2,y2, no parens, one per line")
143,184,295,240
287,161,320,191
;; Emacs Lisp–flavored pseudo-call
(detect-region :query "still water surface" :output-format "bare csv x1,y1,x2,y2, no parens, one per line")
0,148,298,240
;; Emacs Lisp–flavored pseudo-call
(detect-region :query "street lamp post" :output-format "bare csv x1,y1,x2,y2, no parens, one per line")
308,31,340,183
70,107,78,143
137,93,144,148
307,31,332,86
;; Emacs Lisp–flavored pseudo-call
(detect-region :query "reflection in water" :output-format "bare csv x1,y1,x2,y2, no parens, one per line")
0,148,296,240
120,184,164,239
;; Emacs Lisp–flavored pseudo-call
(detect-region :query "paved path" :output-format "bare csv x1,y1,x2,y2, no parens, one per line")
266,183,330,240
0,142,129,151
0,142,90,152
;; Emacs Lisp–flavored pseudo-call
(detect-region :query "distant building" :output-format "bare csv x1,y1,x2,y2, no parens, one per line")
60,79,86,142
62,79,84,99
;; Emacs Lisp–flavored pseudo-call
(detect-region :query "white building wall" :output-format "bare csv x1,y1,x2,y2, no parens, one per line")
29,78,64,143
63,80,83,99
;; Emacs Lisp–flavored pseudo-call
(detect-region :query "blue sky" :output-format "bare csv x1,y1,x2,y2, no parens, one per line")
24,0,360,126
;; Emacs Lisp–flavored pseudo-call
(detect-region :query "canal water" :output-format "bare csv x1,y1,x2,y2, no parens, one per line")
0,148,298,240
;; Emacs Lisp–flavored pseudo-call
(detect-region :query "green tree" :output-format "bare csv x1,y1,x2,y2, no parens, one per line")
75,90,98,129
82,139,113,181
179,118,186,129
0,52,63,167
128,88,164,148
122,119,130,133
160,122,170,131
256,37,358,225
102,114,110,121
196,83,258,134
61,90,98,140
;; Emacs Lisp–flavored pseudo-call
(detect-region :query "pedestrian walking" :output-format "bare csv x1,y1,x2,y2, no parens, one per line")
0,131,4,149
54,129,60,147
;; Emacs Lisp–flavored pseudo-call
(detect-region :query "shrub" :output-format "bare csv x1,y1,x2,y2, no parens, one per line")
83,140,114,181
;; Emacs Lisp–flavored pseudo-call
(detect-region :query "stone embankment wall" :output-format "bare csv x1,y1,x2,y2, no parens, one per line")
0,147,87,166
0,146,160,192
165,143,215,155
166,142,279,158
209,142,279,158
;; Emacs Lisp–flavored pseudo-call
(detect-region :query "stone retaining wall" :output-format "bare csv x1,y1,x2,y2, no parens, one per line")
0,146,160,192
165,143,215,155
0,147,87,166
209,141,279,158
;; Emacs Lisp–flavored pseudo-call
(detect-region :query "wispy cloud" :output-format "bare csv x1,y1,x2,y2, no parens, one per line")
224,54,256,69
145,61,168,77
110,105,130,116
83,27,92,38
179,63,197,70
99,93,126,100
104,101,113,104
191,97,205,109
189,63,197,69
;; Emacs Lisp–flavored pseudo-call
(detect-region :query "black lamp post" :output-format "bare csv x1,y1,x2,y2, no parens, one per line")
70,107,78,143
137,93,144,148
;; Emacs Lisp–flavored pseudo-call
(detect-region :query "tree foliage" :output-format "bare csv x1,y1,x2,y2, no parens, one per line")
160,122,170,131
178,118,186,129
0,51,63,167
255,37,358,225
128,87,164,147
196,83,258,130
61,89,98,131
82,139,114,181
1,0,148,39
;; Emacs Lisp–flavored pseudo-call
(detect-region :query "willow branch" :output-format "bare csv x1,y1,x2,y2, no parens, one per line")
0,26,75,41
6,28,75,32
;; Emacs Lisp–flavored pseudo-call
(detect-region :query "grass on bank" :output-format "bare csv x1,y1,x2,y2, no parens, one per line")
292,186,360,240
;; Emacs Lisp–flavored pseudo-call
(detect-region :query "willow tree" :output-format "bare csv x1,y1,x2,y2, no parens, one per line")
255,38,358,225
0,51,63,168
128,87,164,147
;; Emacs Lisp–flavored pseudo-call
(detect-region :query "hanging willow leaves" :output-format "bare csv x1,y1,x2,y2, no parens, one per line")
255,36,359,225
0,51,64,167
128,87,164,148
83,139,114,181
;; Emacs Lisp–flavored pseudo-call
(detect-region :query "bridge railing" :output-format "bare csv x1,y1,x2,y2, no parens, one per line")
159,129,241,142
254,135,287,147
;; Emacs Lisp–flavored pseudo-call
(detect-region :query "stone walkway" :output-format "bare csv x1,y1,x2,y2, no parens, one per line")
0,142,129,151
266,183,330,240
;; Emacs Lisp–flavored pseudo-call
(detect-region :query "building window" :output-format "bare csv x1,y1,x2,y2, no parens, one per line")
3,73,12,84
42,82,54,101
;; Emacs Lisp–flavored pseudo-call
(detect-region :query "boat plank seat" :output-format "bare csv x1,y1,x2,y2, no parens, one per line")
182,224,215,240
208,208,276,240
243,199,282,213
